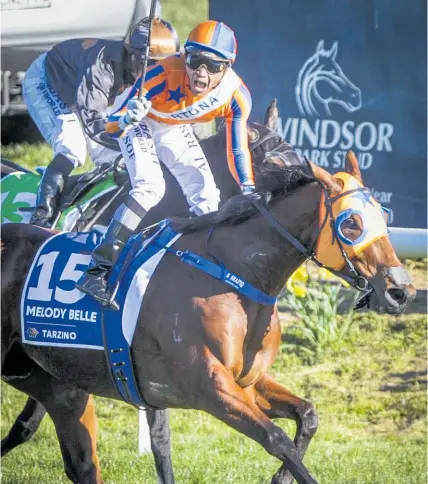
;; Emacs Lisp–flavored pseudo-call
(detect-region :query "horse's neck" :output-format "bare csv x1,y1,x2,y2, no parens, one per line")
214,183,321,296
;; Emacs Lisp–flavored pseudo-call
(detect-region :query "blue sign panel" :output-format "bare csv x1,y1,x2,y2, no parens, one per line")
210,0,427,228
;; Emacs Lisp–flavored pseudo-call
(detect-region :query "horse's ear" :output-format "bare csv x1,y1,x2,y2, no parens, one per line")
345,151,363,184
310,161,342,195
264,99,279,131
316,40,324,53
329,42,338,59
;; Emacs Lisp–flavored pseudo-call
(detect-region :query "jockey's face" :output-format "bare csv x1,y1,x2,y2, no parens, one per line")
185,52,230,95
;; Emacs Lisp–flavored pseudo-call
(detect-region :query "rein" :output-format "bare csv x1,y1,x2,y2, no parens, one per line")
248,176,375,308
251,191,369,291
212,135,373,308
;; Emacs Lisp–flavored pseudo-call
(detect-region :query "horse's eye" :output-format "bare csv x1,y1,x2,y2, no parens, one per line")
339,216,362,241
342,218,358,230
248,128,259,144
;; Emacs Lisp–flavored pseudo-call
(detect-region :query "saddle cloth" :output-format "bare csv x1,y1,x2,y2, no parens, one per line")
21,221,181,349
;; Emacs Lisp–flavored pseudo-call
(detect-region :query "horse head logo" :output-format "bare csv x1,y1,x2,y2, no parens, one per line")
295,40,362,117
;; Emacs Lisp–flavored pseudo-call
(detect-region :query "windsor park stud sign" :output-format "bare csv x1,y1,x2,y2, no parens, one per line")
211,0,427,228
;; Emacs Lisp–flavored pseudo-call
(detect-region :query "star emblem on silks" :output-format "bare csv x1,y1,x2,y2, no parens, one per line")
167,86,185,104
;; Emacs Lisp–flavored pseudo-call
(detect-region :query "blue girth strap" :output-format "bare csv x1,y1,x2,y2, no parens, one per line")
101,221,176,410
101,221,275,410
102,309,158,409
156,244,277,306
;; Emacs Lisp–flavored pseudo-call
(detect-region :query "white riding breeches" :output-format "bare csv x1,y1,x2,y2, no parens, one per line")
119,118,220,216
22,53,118,168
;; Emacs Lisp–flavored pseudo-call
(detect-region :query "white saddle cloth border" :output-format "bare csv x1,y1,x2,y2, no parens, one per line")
122,233,182,345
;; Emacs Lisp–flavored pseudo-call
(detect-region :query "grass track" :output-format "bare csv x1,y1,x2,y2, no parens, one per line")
1,1,426,482
2,313,426,483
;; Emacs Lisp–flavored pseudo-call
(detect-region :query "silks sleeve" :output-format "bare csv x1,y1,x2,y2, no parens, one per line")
225,82,254,186
106,64,167,138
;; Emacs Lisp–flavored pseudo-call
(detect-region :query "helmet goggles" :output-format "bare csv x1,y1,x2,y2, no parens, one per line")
185,51,230,74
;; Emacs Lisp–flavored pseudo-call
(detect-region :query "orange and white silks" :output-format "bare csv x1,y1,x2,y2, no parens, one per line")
316,172,389,270
107,54,254,186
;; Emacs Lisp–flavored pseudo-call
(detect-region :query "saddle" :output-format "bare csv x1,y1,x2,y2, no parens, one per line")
27,158,131,229
21,220,179,409
57,157,129,210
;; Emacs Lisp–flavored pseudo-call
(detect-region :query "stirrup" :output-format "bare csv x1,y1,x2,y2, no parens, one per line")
30,208,55,228
76,275,120,311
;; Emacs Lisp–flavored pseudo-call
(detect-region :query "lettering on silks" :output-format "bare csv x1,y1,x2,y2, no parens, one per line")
170,97,220,120
180,125,199,148
38,82,70,116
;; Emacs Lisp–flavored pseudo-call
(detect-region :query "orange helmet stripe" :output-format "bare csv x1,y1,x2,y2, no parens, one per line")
188,21,217,45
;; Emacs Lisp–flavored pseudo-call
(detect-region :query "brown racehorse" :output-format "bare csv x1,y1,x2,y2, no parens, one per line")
1,152,415,484
1,101,299,484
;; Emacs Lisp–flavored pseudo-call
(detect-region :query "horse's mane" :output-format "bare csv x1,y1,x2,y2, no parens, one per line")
170,168,315,234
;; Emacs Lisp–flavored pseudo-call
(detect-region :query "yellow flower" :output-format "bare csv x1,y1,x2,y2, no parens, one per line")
293,284,308,298
286,278,294,292
318,267,349,287
318,267,335,281
291,264,309,283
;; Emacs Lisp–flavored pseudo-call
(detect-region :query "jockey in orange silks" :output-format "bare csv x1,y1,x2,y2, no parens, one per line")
77,20,255,308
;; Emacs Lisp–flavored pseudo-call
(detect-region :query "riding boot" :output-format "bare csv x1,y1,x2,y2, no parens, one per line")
76,196,147,308
30,153,74,228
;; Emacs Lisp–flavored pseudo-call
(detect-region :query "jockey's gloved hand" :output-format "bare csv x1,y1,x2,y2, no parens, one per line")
240,183,256,196
119,95,151,130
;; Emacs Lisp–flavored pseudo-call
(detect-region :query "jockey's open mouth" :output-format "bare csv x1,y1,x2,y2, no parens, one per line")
190,72,209,94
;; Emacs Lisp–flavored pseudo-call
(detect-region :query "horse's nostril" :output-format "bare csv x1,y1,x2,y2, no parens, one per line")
386,287,407,305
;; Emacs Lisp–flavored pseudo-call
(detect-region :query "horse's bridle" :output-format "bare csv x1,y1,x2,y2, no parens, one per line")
258,187,370,276
246,131,373,307
249,131,283,152
249,170,376,309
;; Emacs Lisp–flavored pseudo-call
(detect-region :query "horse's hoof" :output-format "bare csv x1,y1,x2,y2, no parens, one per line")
271,469,294,484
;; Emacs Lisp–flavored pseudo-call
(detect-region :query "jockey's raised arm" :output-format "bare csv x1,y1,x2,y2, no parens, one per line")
106,56,254,188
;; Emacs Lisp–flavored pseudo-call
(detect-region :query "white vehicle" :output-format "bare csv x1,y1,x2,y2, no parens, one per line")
1,0,160,116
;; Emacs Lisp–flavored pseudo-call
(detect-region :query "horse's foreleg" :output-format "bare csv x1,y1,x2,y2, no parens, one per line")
145,409,175,484
7,369,103,484
1,397,46,456
190,363,318,484
253,373,318,484
48,392,103,484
